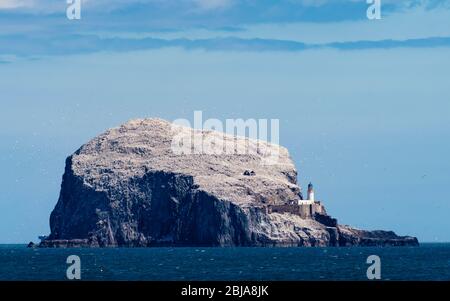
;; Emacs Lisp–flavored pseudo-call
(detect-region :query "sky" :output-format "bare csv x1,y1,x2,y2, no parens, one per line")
0,0,449,243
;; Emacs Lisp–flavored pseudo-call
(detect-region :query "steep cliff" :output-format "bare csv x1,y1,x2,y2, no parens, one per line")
40,119,418,247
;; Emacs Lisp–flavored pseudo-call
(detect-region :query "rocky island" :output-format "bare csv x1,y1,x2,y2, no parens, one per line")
39,119,418,248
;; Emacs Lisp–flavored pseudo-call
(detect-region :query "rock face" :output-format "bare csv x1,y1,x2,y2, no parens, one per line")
40,119,418,248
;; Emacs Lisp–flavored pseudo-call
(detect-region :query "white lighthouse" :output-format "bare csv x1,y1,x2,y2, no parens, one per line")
307,182,315,202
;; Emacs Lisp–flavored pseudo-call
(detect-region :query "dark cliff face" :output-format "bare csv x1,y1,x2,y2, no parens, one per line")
40,119,418,248
45,156,259,247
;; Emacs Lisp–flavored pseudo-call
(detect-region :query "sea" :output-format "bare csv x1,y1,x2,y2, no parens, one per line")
0,243,449,281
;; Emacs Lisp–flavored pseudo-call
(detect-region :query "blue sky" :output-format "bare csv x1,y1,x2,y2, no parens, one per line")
2,0,450,58
0,0,449,243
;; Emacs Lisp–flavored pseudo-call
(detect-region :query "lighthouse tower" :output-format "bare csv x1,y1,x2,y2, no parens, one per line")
307,182,315,202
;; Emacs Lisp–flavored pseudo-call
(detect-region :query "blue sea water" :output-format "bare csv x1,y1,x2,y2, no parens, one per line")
0,244,449,281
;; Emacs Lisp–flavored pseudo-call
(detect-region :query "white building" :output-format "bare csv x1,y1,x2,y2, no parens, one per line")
297,182,316,205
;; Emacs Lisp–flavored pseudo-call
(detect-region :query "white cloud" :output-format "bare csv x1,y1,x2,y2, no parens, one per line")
193,0,233,10
0,0,34,9
292,0,450,8
294,0,330,7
